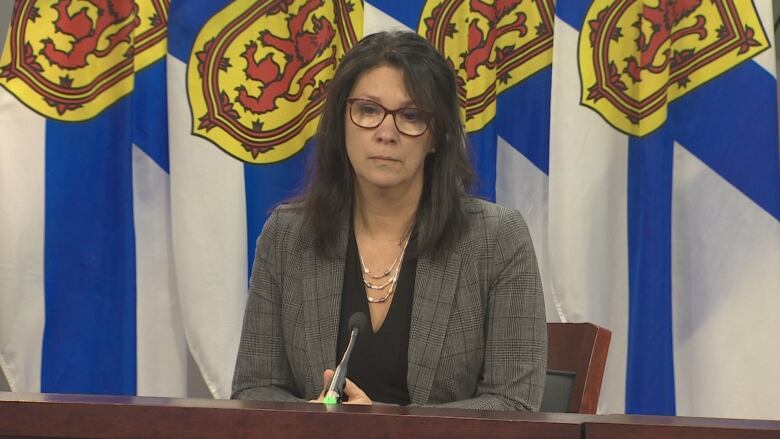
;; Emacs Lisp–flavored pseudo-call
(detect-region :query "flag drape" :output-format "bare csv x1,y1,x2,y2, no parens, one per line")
550,0,780,417
0,0,186,397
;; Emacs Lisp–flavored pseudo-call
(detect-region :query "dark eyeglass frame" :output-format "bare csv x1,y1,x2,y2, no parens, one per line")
346,97,430,137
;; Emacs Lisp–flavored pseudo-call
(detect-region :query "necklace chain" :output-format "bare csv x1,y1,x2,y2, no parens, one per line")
359,238,409,304
359,252,401,279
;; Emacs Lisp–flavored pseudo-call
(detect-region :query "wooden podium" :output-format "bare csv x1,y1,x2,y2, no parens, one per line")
1,392,779,439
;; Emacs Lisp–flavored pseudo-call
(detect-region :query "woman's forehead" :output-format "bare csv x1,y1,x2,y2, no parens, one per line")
349,65,416,107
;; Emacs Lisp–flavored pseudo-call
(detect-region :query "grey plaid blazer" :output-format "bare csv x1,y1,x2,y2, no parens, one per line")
232,196,546,411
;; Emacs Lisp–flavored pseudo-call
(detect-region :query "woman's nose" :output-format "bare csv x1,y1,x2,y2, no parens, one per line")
374,112,400,143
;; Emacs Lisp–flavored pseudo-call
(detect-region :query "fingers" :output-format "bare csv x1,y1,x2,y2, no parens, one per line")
308,369,335,403
322,368,335,389
313,369,372,405
343,377,372,405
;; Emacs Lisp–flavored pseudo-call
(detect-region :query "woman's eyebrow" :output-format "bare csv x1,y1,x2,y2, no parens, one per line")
353,94,416,108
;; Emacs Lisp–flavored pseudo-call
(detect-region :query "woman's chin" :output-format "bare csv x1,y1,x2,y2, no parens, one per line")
359,173,407,191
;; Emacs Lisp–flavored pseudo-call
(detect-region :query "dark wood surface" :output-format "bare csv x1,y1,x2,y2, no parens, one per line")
584,414,780,439
0,392,582,439
1,392,779,439
547,322,612,413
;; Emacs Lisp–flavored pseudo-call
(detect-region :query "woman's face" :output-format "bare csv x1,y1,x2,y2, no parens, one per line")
344,65,432,194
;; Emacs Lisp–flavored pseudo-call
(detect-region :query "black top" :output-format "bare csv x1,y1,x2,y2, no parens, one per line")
336,226,416,405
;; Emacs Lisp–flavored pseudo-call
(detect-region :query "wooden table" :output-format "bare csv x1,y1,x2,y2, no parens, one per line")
1,392,778,439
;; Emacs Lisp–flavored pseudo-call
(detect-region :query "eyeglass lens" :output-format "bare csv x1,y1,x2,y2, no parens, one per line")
349,99,428,137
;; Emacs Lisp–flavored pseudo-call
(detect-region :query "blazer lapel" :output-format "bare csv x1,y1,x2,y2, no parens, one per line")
407,250,462,405
301,218,349,396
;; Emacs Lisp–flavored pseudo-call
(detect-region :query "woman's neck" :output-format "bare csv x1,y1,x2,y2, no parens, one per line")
353,182,421,243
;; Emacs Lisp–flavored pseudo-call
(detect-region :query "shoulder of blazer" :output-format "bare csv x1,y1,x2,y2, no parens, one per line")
265,203,312,255
268,202,352,256
456,196,533,260
461,195,509,217
460,195,524,236
272,202,305,227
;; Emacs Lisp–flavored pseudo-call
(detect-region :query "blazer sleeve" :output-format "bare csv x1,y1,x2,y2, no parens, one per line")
424,208,547,411
231,209,306,402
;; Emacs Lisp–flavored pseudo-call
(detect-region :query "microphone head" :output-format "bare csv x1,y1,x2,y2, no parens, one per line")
348,312,369,335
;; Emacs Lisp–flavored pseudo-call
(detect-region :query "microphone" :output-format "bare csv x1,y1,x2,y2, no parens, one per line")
323,312,369,405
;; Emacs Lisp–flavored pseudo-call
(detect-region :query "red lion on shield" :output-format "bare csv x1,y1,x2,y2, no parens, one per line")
236,0,336,114
41,0,139,70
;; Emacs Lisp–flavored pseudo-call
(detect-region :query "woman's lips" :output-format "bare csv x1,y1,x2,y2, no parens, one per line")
370,155,399,162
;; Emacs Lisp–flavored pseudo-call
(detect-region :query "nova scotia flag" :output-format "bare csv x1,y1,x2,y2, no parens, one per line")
550,1,780,417
0,0,186,396
166,0,359,397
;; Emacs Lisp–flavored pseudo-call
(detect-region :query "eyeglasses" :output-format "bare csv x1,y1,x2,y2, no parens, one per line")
347,98,430,137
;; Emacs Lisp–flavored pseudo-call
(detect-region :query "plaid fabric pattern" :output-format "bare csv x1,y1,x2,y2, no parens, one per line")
232,197,546,411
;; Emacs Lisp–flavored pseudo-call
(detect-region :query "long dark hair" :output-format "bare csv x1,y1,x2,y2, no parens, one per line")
303,31,475,258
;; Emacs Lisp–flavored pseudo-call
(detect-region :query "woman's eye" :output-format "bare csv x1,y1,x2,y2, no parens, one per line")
360,103,381,115
400,109,421,122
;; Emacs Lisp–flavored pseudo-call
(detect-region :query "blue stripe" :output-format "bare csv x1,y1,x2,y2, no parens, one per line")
168,1,229,63
244,144,311,274
556,2,591,32
468,125,498,201
368,0,426,31
42,102,137,395
462,68,554,200
626,128,676,415
495,67,551,174
671,60,780,221
133,59,169,172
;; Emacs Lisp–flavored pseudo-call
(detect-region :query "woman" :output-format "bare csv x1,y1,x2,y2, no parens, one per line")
231,31,546,411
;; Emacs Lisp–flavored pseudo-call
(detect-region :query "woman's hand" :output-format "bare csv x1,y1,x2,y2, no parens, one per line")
308,369,373,405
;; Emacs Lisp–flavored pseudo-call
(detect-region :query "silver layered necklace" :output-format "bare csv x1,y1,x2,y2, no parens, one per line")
359,238,410,303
